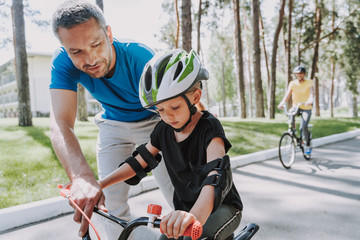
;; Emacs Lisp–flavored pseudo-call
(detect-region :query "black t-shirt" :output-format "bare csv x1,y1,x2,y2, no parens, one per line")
150,111,243,212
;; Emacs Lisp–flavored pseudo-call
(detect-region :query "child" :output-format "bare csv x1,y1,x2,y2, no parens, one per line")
99,49,243,240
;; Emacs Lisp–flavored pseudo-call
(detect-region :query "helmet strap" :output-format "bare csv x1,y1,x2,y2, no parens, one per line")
173,95,197,132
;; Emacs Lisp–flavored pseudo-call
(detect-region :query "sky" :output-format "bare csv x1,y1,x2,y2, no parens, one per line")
0,0,276,65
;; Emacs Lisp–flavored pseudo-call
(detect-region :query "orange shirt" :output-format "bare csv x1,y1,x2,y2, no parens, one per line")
289,79,313,110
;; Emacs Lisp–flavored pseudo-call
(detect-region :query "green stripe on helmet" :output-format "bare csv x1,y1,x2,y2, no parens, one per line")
165,51,186,73
177,51,195,83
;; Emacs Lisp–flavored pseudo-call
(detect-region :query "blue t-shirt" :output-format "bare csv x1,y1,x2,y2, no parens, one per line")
50,39,155,122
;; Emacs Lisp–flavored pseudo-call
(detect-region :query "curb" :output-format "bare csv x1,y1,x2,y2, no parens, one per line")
1,129,359,233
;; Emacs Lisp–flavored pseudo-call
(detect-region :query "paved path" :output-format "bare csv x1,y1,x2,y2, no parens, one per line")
1,136,359,240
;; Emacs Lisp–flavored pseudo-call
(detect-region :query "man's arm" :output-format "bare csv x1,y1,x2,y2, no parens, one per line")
50,89,105,237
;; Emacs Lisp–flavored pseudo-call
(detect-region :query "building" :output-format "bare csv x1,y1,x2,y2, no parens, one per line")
0,52,100,118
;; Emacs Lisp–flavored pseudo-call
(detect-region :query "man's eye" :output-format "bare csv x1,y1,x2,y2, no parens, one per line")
172,106,179,110
70,50,80,55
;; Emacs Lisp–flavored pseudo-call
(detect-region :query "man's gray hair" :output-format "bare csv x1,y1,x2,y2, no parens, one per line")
52,0,107,40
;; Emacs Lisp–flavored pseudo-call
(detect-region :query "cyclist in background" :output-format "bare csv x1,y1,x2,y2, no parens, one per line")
99,49,243,240
278,66,314,155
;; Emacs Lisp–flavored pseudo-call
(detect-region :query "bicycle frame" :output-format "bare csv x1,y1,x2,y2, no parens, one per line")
283,103,305,147
87,207,259,240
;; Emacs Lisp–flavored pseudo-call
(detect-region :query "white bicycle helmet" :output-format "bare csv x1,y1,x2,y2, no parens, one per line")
139,49,208,132
139,49,208,108
293,66,306,73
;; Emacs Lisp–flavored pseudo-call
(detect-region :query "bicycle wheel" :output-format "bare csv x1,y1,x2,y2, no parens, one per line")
279,133,296,169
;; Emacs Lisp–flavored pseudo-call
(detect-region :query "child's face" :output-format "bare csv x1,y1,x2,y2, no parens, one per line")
155,96,192,129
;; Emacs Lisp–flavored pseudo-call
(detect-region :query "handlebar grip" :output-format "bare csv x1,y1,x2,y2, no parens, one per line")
183,220,202,239
160,220,203,240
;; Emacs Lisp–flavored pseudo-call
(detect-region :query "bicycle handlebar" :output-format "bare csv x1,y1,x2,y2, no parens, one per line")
282,102,306,116
58,184,203,240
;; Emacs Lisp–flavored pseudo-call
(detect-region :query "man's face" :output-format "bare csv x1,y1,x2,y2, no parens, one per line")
295,72,305,80
58,18,114,79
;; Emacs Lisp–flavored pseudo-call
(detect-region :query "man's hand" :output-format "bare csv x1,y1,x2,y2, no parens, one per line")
305,101,312,106
70,177,107,237
278,103,285,109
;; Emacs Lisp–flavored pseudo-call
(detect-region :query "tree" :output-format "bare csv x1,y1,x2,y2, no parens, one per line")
342,13,360,118
310,0,323,117
252,0,265,117
269,0,287,119
233,0,247,118
11,0,32,126
286,0,293,90
95,0,103,11
181,0,192,51
208,30,236,117
175,0,180,48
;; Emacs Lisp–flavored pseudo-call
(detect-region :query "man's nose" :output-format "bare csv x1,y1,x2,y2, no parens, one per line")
85,51,97,66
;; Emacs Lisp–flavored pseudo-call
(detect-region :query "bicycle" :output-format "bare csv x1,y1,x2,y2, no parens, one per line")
278,103,313,169
58,184,259,240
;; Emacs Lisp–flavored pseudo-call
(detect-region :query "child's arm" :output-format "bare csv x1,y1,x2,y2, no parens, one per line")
160,137,225,239
189,137,225,224
99,142,159,189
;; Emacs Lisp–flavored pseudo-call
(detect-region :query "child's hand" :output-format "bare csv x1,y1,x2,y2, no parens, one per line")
160,210,198,239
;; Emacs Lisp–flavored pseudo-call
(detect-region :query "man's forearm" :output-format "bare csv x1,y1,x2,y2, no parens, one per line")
51,124,95,181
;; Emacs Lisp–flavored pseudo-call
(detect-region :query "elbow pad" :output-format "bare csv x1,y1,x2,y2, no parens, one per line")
119,144,162,185
188,155,233,213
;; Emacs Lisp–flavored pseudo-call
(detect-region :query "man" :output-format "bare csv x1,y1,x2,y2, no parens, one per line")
50,1,172,239
278,66,314,154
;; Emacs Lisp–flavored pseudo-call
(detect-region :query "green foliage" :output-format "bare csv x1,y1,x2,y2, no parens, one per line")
342,18,360,95
207,29,237,105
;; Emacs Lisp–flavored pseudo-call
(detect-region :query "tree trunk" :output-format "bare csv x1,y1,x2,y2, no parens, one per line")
243,10,253,117
329,0,335,118
351,95,358,118
196,0,209,109
259,11,270,112
221,59,226,117
181,0,192,52
77,84,88,121
310,0,322,117
95,0,103,11
269,0,286,119
259,13,270,88
233,0,246,118
252,0,265,117
174,0,180,48
11,0,32,126
297,3,305,65
197,0,202,54
286,0,293,87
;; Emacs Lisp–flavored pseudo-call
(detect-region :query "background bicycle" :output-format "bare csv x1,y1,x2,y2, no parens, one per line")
278,103,313,169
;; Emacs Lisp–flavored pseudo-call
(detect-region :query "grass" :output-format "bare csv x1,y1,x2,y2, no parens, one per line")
0,114,359,209
0,118,98,209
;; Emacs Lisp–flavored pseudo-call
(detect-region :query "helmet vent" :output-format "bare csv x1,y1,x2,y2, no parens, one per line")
145,66,152,92
173,61,183,81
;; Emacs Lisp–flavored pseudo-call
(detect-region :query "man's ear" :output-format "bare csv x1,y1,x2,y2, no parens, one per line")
106,25,113,44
